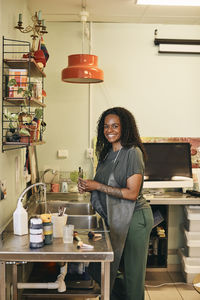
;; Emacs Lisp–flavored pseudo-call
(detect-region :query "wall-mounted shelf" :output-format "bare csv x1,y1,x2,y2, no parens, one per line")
154,38,200,54
2,37,46,152
3,141,45,146
154,38,200,46
3,58,46,77
3,97,46,108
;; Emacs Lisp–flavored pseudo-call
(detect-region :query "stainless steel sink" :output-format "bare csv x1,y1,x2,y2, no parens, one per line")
36,201,95,215
34,198,98,229
47,201,95,215
67,215,98,229
46,192,90,202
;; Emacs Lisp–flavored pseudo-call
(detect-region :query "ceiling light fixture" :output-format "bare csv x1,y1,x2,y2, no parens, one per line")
137,0,200,6
62,1,104,84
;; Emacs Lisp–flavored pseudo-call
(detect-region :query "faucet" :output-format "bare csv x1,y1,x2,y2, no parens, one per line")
17,182,47,213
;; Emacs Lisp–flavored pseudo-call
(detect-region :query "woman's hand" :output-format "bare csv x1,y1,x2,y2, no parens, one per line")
78,174,143,201
78,178,100,193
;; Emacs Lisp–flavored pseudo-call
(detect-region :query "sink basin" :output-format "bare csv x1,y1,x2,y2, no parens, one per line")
47,201,95,215
46,192,90,202
34,200,98,229
67,215,98,229
36,201,95,215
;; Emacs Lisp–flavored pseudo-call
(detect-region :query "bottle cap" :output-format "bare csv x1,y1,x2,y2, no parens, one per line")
40,213,51,223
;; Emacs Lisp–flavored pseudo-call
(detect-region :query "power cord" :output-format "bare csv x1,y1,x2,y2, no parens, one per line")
145,282,192,288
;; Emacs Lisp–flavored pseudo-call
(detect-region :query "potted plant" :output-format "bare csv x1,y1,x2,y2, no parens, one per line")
7,78,33,99
3,110,20,142
33,108,43,141
7,80,41,143
19,108,46,143
5,81,46,144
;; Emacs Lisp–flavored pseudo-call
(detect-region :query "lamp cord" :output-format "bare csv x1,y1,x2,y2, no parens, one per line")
145,282,191,288
82,20,85,53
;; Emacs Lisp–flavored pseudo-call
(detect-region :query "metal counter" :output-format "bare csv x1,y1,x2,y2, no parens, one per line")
0,221,113,300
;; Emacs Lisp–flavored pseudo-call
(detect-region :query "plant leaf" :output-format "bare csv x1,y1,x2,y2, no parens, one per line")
8,79,17,87
18,87,23,94
19,128,30,136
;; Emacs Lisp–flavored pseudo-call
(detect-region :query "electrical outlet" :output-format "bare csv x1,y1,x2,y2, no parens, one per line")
57,149,68,158
86,148,94,159
0,179,7,200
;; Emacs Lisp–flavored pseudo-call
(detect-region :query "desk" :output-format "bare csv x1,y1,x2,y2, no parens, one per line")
145,192,200,205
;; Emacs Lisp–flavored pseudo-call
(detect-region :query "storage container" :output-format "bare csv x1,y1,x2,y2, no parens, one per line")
183,228,200,257
184,205,200,232
178,248,200,283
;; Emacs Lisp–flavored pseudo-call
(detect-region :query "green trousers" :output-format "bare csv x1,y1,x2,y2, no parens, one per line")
111,207,154,300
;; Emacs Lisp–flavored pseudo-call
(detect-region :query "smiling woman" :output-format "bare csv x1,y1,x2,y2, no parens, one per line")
78,107,154,300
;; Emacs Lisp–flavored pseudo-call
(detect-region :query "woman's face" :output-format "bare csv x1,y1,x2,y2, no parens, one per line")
104,114,121,148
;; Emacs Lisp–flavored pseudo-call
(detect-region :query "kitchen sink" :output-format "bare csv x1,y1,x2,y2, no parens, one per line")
46,192,90,202
36,201,95,215
48,201,95,215
34,201,98,229
67,215,98,229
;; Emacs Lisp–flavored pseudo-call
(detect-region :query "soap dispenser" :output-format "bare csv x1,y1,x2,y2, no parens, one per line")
13,201,28,235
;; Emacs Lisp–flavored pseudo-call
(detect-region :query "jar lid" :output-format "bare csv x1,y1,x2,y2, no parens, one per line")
30,217,43,229
30,217,43,225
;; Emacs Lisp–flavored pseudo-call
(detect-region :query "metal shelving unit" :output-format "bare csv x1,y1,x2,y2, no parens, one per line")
2,37,46,152
147,205,168,268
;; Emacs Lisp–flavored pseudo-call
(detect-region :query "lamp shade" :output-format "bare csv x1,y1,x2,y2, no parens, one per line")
62,54,104,83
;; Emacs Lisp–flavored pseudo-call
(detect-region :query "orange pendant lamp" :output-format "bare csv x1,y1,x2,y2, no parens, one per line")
62,3,104,84
62,53,104,83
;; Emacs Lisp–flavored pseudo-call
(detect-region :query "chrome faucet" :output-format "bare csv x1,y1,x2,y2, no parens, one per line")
17,182,47,213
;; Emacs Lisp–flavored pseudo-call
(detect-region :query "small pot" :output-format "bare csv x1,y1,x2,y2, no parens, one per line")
6,129,20,142
19,124,37,143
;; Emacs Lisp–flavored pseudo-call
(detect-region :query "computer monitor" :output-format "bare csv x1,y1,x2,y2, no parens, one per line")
143,142,193,189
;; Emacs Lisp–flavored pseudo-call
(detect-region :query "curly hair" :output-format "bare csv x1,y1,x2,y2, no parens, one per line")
96,107,146,162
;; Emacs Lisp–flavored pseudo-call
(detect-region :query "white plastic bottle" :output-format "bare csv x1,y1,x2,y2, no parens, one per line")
13,201,28,235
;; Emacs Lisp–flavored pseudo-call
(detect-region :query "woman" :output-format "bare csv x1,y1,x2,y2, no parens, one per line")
78,107,153,300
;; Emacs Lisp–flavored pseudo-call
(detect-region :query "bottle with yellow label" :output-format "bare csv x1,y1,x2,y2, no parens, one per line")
41,214,53,245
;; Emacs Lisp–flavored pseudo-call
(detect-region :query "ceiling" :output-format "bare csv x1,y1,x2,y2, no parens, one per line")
28,0,200,25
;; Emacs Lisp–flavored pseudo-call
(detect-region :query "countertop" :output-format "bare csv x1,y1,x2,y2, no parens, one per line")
0,229,113,263
144,191,200,205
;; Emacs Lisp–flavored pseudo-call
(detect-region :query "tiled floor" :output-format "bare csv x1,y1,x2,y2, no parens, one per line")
145,271,200,300
22,271,200,300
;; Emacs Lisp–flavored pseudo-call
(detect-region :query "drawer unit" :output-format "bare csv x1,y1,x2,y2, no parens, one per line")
184,205,200,232
183,229,200,257
178,248,200,283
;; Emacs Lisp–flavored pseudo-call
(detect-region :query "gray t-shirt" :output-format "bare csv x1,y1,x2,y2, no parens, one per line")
94,146,148,214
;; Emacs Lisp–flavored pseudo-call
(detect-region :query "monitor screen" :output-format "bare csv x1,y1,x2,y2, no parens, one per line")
143,143,192,187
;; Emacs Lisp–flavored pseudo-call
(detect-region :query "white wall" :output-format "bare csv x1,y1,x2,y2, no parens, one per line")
91,23,200,138
36,22,91,176
37,21,200,177
0,0,32,231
